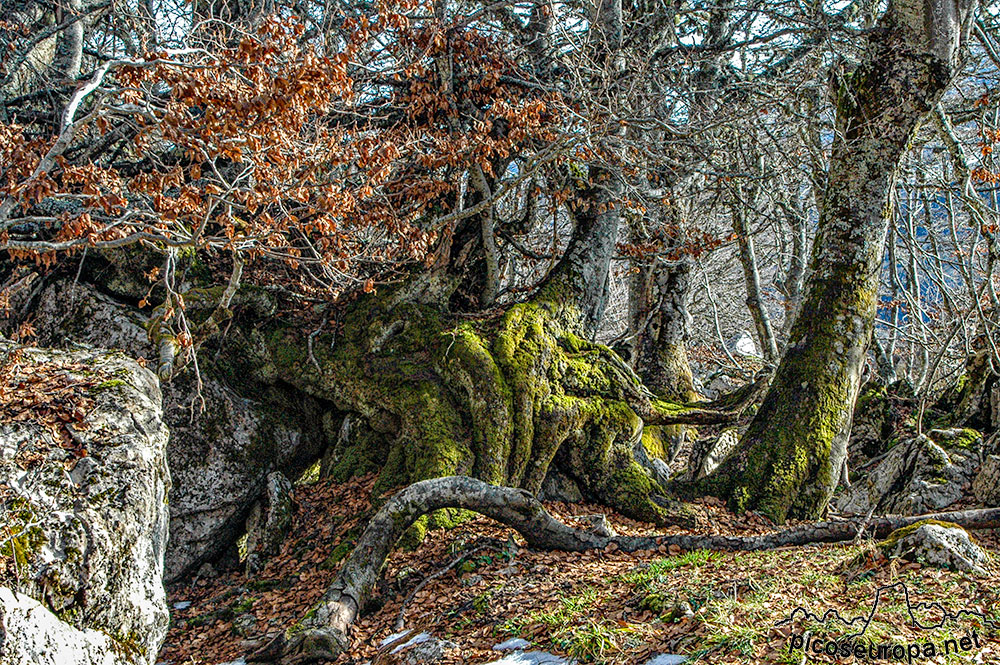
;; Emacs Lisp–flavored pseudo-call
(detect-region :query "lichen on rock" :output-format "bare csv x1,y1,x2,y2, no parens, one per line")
0,341,171,664
878,520,991,576
835,428,983,516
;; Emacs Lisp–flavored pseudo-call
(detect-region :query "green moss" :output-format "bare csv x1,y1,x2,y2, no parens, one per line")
328,425,388,482
93,378,127,391
0,498,45,577
247,576,297,592
255,287,694,542
285,606,319,638
641,425,683,461
934,428,981,451
855,383,888,413
104,629,146,661
710,262,881,523
230,596,255,615
878,519,972,550
320,541,355,570
397,517,427,551
639,592,667,614
296,460,321,486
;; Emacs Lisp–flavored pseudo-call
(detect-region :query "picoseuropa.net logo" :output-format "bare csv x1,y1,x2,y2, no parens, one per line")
774,581,997,663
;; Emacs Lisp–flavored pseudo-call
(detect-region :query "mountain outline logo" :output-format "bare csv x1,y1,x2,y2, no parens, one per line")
775,580,999,638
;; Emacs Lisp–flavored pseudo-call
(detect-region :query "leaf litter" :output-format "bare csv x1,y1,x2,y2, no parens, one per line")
159,475,1000,664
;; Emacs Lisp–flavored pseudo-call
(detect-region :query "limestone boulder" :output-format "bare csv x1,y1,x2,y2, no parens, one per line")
835,429,982,516
973,454,1000,506
0,342,170,663
0,588,129,665
17,279,332,582
243,471,294,575
879,520,991,576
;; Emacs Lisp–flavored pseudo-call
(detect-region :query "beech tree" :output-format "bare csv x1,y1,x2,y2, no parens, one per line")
1,0,996,555
705,0,980,522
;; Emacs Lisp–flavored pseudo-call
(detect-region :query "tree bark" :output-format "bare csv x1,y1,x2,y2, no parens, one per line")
732,188,779,364
626,255,697,401
534,0,624,337
708,0,977,523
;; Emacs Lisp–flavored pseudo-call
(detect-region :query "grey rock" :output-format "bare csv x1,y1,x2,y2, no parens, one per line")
570,514,616,538
0,342,170,664
19,280,330,582
162,374,328,581
692,428,739,481
29,279,152,360
703,372,739,399
244,471,294,575
973,455,1000,506
880,521,991,576
835,429,983,515
539,467,583,503
231,613,257,637
196,562,218,580
493,638,531,651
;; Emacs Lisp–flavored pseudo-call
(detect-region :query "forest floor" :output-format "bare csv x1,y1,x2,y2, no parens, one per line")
158,474,1000,665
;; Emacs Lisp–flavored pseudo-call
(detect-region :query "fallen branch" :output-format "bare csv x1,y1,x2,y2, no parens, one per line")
247,476,1000,664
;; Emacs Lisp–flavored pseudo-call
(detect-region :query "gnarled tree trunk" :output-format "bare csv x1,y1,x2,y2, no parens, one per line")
705,0,977,523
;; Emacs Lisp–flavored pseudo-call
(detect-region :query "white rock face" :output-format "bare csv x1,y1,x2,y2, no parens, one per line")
835,429,982,515
880,521,991,576
0,342,170,664
0,587,126,665
693,428,739,480
23,280,330,582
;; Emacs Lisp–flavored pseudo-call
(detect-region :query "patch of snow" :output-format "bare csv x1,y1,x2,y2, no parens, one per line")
379,629,412,647
173,601,192,610
493,637,532,651
482,651,572,664
728,330,759,357
390,631,432,654
643,656,687,665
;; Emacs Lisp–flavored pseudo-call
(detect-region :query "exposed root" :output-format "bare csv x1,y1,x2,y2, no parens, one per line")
247,475,1000,664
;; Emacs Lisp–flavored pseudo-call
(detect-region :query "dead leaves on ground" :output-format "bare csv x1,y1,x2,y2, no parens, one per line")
159,476,1000,665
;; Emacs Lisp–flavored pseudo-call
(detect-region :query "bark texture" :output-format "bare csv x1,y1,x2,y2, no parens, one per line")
709,0,977,523
256,286,718,532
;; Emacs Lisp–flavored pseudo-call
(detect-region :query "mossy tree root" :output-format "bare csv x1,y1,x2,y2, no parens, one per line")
261,294,736,527
246,476,1000,665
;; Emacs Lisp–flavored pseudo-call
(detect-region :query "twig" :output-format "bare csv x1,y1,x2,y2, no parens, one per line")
393,543,492,631
307,315,328,373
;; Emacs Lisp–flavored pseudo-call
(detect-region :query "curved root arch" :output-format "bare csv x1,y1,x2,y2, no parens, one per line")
248,476,1000,664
